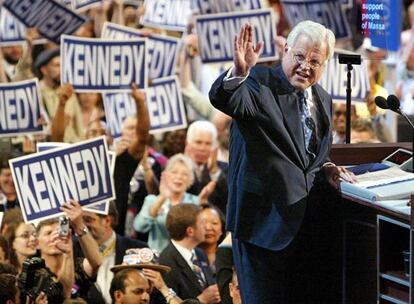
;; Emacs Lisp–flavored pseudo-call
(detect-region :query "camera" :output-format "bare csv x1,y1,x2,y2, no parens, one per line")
18,257,64,303
58,215,70,237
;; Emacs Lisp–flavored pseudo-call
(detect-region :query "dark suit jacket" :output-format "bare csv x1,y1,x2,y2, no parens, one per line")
74,233,147,304
159,242,215,301
209,64,333,251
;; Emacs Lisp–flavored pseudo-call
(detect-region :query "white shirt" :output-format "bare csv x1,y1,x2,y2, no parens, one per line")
171,240,194,270
96,231,116,304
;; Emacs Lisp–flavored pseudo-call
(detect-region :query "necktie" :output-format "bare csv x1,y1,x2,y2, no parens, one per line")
191,253,207,288
298,91,317,156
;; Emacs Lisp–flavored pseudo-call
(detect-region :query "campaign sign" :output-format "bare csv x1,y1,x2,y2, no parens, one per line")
361,0,401,51
72,0,101,11
103,76,186,137
102,22,180,79
61,35,148,92
195,9,277,64
9,137,114,223
146,76,187,133
36,141,113,215
0,79,44,138
280,0,351,40
318,52,370,102
141,0,192,32
0,8,26,46
193,0,262,14
2,0,86,44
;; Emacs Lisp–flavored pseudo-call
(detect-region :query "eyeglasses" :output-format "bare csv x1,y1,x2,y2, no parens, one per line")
16,232,37,239
292,52,323,70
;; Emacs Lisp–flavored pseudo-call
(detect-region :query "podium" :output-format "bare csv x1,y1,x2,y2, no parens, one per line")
329,143,413,304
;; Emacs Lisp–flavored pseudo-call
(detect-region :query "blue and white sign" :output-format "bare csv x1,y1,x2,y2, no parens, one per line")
2,0,86,44
61,35,148,92
102,22,180,79
361,0,401,51
103,76,186,137
193,0,262,14
195,9,278,64
0,79,44,138
141,0,192,32
0,8,26,46
319,52,370,102
146,76,187,133
10,137,114,223
36,141,113,215
72,0,101,11
280,0,351,40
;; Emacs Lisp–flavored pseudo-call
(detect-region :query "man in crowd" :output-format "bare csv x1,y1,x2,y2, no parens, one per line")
160,204,220,303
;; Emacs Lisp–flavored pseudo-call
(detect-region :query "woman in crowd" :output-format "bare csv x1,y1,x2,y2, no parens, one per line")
198,204,225,275
4,211,38,273
133,153,199,252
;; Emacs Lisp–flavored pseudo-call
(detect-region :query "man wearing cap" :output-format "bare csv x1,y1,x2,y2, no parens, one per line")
34,48,84,143
110,248,182,304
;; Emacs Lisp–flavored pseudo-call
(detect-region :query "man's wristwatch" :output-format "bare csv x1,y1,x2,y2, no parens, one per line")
76,226,89,237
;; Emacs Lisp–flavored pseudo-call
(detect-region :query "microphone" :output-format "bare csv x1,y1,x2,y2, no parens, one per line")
386,95,414,129
374,96,388,110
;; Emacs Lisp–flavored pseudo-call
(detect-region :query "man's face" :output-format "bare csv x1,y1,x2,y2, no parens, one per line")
37,223,61,256
87,120,106,139
115,271,151,304
1,46,23,64
229,273,241,304
282,35,328,91
82,211,109,244
191,213,207,245
0,168,15,195
121,117,137,141
186,130,214,165
42,56,61,86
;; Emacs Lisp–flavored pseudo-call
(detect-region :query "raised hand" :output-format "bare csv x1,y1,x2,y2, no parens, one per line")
233,23,263,77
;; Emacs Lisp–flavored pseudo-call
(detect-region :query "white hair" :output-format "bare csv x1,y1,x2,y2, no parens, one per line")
286,20,336,60
186,120,218,146
165,153,195,185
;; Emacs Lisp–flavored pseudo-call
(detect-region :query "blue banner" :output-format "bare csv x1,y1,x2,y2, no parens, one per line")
102,22,180,79
280,0,351,40
103,93,136,139
61,35,147,92
141,0,192,32
361,0,401,51
0,79,44,138
193,0,262,14
2,0,86,44
318,52,370,102
71,0,101,11
195,9,278,64
10,137,114,223
0,8,26,46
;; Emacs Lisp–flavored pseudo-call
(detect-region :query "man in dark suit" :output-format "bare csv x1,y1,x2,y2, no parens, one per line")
75,202,147,304
159,204,220,304
209,21,356,303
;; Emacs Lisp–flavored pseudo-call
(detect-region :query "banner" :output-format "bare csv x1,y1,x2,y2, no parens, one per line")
10,137,114,223
102,22,180,79
36,141,113,215
193,0,262,14
61,35,147,92
0,8,26,46
280,0,351,40
318,52,370,102
141,0,192,32
361,0,401,51
103,76,186,137
195,9,278,64
2,0,86,44
71,0,101,11
0,79,44,138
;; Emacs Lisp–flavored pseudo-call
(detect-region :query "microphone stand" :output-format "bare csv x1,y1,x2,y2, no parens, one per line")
397,110,414,173
338,54,361,144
